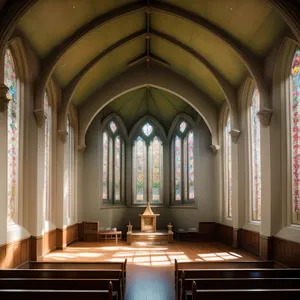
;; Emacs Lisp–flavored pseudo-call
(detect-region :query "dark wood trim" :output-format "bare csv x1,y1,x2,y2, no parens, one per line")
214,223,233,246
0,237,30,269
240,229,260,255
259,235,274,260
232,228,242,248
274,236,300,267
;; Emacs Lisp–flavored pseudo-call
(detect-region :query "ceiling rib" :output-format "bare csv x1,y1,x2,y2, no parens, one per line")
58,29,238,133
34,1,147,113
0,0,36,58
58,29,146,131
151,2,269,109
34,1,266,132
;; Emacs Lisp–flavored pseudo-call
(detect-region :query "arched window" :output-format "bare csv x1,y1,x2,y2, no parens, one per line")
291,49,300,224
43,92,51,220
102,120,125,203
250,88,261,221
172,120,194,204
132,122,163,204
5,48,19,225
224,114,232,217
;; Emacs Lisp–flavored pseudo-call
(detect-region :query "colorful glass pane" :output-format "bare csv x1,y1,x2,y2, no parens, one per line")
5,48,18,224
114,136,121,201
142,123,153,136
102,132,108,200
251,88,261,221
188,131,195,199
226,115,232,217
151,137,161,202
43,92,51,219
291,50,300,212
135,136,146,202
110,121,117,133
175,136,181,201
179,121,187,133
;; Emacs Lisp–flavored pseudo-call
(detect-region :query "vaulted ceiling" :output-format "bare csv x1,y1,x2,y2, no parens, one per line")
102,87,197,131
17,0,286,113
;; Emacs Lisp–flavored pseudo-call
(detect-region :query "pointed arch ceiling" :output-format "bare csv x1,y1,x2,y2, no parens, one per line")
102,86,198,132
17,0,286,110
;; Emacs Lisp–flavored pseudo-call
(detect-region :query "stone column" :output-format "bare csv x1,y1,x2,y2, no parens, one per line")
0,85,8,245
56,130,68,249
258,111,273,259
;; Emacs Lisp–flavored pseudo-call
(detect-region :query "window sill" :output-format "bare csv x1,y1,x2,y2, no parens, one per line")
242,221,260,233
275,225,300,244
170,204,197,209
130,204,164,208
101,204,127,209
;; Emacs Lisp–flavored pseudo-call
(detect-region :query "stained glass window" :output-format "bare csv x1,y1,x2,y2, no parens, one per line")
142,123,153,136
188,131,195,199
175,136,182,201
43,92,51,220
110,121,117,133
150,136,162,202
250,88,261,221
5,48,18,225
179,121,187,133
172,120,195,203
225,115,232,217
102,132,108,200
133,123,163,204
291,50,300,214
135,136,146,202
102,120,124,203
114,136,121,201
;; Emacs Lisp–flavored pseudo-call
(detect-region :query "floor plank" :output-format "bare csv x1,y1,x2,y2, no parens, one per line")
41,241,258,300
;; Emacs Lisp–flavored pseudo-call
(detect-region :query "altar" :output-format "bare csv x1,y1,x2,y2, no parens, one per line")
126,203,174,244
139,202,160,232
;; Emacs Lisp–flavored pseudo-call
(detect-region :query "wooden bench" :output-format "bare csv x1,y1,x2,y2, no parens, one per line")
180,276,300,300
20,260,127,297
0,278,121,300
98,231,122,242
0,289,113,300
191,285,300,300
174,260,277,299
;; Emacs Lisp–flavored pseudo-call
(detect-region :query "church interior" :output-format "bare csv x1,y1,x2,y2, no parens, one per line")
0,0,300,299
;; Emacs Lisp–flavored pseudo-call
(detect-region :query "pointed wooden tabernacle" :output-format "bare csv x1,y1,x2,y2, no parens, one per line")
139,202,160,232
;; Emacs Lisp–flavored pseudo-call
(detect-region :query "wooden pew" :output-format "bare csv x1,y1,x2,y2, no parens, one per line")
21,260,127,295
0,278,121,300
174,260,277,300
180,276,300,300
191,282,300,300
0,289,113,300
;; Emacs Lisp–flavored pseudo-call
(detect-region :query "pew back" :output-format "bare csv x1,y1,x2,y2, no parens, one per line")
0,289,113,300
192,288,300,300
181,277,300,300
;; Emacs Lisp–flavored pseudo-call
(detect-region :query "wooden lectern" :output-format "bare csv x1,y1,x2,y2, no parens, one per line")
139,202,160,232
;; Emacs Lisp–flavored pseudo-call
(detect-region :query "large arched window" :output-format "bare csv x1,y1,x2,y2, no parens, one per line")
5,48,19,225
291,49,300,224
132,122,163,204
250,88,261,221
172,120,195,204
43,92,51,221
224,113,232,217
102,120,125,204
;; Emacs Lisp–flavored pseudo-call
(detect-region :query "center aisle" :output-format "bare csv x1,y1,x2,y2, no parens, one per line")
125,264,174,300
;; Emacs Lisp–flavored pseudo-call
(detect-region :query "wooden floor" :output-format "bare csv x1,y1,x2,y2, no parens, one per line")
42,240,258,300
